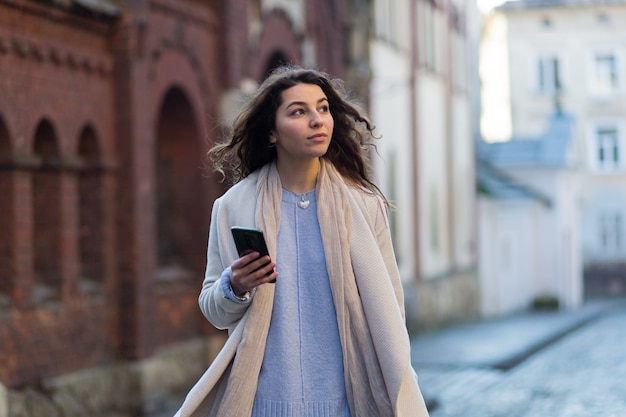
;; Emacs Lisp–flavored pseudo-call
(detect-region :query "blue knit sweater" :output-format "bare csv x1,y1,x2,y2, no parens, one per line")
250,189,351,417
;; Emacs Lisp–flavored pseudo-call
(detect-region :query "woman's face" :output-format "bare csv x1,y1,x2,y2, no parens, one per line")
270,83,334,165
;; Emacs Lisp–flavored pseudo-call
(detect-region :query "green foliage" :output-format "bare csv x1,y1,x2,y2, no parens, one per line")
531,295,560,310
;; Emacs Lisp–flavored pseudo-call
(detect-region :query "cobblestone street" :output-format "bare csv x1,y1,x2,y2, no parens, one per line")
413,300,626,417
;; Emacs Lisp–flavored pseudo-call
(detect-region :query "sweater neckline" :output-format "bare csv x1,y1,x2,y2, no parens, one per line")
282,188,315,200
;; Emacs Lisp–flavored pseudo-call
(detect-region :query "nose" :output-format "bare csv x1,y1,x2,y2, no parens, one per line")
310,111,324,127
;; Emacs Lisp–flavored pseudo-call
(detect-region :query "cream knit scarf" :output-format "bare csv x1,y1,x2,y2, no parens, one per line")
215,160,405,417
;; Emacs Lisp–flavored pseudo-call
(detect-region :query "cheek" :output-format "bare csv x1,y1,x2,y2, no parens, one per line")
276,122,303,141
324,117,334,139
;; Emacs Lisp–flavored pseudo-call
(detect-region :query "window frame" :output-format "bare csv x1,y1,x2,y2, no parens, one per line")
587,120,624,173
536,52,563,94
599,211,623,255
587,47,622,97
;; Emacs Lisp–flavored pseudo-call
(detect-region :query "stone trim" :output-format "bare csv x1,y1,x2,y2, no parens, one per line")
0,153,116,172
0,32,112,78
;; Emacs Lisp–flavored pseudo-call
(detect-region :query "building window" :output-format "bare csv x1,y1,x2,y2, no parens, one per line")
537,54,561,93
33,120,62,305
156,87,205,278
417,0,436,70
375,0,405,47
600,212,623,254
452,31,467,91
592,124,621,171
590,50,620,96
78,126,104,290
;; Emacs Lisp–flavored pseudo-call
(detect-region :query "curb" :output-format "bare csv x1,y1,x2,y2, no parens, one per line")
489,307,603,370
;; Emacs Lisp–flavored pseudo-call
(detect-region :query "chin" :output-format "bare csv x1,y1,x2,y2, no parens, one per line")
313,144,331,157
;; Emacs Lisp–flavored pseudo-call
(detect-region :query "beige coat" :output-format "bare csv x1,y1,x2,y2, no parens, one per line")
174,166,430,417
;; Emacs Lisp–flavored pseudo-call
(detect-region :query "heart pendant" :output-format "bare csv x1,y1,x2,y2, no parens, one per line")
297,199,310,209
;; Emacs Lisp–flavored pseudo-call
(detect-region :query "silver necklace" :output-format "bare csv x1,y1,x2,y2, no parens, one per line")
297,193,310,209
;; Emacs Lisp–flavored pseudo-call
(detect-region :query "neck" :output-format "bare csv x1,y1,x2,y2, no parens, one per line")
276,158,320,194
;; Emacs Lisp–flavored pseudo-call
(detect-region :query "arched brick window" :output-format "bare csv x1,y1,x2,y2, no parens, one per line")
155,87,204,280
0,116,11,308
264,51,289,79
33,119,62,305
78,125,104,290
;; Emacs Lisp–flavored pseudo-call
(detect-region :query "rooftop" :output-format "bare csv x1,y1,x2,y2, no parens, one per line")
476,157,552,205
476,112,575,203
477,113,574,168
498,0,626,10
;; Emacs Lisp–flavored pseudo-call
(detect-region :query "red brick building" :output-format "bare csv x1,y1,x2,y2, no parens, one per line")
0,0,350,414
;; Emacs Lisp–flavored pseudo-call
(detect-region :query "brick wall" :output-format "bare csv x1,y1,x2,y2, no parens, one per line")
0,0,120,386
0,0,349,396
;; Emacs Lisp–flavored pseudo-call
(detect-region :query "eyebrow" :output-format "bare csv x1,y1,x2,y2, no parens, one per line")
285,97,329,109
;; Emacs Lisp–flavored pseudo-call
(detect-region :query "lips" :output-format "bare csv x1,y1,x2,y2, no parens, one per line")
308,133,327,140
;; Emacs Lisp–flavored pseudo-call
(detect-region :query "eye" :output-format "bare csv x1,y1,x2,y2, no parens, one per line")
319,105,330,113
290,108,305,116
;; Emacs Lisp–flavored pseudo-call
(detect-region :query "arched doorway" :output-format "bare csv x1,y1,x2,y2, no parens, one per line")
32,119,62,305
264,51,290,79
155,87,205,280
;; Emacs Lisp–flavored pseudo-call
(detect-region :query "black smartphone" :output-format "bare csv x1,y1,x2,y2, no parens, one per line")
231,226,276,282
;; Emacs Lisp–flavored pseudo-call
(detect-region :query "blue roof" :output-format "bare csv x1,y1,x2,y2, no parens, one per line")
477,158,552,205
477,113,574,168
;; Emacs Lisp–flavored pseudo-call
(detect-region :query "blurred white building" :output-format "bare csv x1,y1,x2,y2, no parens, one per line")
477,114,582,315
480,0,626,308
368,0,482,328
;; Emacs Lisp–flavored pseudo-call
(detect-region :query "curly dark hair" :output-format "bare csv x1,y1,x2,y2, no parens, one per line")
209,66,386,201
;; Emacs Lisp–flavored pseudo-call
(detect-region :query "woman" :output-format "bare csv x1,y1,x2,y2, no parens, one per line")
174,66,429,417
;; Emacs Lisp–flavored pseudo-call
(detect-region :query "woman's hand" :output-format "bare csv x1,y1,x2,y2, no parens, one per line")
229,252,278,296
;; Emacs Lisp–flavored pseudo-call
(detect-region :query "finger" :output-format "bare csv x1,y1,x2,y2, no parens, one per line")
232,253,263,277
248,255,273,272
238,251,261,265
231,255,270,289
248,262,277,285
230,255,258,287
260,269,278,284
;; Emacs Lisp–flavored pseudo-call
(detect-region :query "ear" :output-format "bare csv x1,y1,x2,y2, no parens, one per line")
269,131,277,144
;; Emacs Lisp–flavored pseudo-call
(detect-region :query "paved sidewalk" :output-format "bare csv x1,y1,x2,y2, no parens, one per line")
411,299,613,370
411,299,625,413
153,300,623,417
